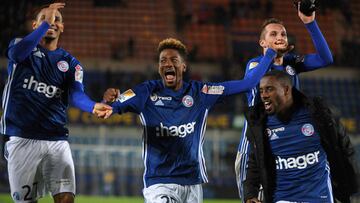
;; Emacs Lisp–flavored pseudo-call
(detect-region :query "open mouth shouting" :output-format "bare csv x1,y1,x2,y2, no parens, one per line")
164,69,176,84
263,100,273,113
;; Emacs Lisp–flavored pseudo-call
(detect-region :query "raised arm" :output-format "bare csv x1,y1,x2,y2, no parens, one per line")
7,23,49,63
220,48,276,96
298,3,333,70
7,3,65,63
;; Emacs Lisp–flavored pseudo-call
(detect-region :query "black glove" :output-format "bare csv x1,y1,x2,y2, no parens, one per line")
293,0,318,16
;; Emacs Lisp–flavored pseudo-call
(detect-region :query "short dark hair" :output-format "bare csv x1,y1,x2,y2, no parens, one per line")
263,70,292,87
260,18,284,39
158,38,188,61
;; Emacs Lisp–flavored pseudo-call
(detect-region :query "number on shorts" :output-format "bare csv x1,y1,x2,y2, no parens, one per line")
160,195,177,203
22,182,38,201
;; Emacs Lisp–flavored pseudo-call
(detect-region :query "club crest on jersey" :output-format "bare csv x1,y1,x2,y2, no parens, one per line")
201,85,224,95
182,95,193,107
57,61,69,72
302,123,314,136
117,89,136,103
75,64,83,83
285,65,296,76
249,62,259,70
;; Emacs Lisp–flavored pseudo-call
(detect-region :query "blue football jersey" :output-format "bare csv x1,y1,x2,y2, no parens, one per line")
267,107,332,202
1,38,87,140
112,80,233,187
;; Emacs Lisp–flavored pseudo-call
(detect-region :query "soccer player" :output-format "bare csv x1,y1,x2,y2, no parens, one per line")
102,38,280,202
243,70,358,203
235,3,333,200
1,3,112,203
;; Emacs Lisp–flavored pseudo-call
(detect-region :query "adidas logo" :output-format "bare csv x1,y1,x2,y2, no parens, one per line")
270,133,279,140
33,48,45,58
155,100,164,106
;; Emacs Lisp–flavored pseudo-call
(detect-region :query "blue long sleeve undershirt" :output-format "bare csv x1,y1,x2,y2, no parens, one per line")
70,82,96,113
7,22,50,63
303,20,333,70
220,48,276,95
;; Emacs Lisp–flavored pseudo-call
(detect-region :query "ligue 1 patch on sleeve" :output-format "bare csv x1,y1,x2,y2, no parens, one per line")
248,62,259,70
201,84,224,95
75,64,83,83
285,65,296,76
117,89,136,103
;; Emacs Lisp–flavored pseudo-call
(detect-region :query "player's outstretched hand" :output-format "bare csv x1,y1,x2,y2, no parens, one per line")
44,2,65,25
93,103,113,119
246,198,261,203
103,88,120,104
297,1,315,24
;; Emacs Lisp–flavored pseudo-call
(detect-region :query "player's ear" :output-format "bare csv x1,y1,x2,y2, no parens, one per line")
259,39,266,48
59,22,64,33
284,85,291,96
59,14,64,33
32,21,37,30
183,63,187,72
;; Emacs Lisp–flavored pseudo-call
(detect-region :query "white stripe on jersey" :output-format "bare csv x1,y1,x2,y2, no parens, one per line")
139,113,148,188
198,109,209,183
240,121,249,154
325,163,334,203
239,121,250,182
250,87,256,106
1,64,17,134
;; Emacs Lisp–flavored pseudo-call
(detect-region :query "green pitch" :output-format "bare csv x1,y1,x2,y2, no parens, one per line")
0,194,240,203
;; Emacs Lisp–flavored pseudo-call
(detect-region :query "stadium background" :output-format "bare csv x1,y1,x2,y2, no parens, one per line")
0,0,359,202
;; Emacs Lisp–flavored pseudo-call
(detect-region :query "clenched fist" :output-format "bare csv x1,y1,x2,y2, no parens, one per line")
103,88,120,104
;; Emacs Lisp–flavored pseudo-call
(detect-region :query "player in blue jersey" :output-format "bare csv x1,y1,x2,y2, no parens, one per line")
102,38,282,202
243,70,358,203
235,3,334,200
1,3,112,203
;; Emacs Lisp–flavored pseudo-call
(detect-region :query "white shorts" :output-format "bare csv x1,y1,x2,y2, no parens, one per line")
143,183,203,203
5,137,75,203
